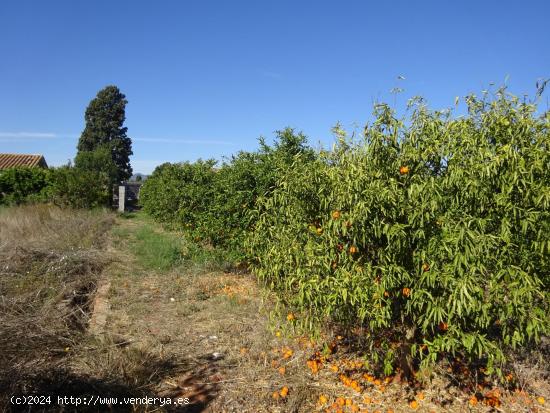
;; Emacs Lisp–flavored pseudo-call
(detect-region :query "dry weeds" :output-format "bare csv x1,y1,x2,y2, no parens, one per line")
0,205,114,410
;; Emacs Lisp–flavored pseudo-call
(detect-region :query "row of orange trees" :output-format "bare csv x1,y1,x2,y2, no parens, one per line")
139,88,549,377
140,128,316,260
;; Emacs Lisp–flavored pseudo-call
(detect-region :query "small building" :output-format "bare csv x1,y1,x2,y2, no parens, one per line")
0,153,48,170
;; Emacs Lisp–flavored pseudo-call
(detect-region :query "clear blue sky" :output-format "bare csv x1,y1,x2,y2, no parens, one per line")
1,1,548,174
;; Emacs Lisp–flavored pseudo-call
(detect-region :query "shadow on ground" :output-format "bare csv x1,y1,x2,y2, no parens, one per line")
1,352,221,413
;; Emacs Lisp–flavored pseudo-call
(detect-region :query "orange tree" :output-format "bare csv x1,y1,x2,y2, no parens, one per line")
202,128,316,260
246,88,549,377
139,129,316,261
139,160,217,226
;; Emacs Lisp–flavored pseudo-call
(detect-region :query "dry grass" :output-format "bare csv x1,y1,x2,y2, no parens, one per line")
0,204,114,410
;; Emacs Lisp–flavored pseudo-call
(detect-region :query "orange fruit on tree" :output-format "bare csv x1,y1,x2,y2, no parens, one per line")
422,263,430,272
349,246,358,254
439,321,448,331
402,287,411,297
469,395,478,406
332,210,341,219
316,227,323,235
336,397,345,406
399,165,410,175
318,394,328,405
287,312,295,321
537,396,545,404
384,291,390,297
279,386,289,398
409,400,418,409
278,366,286,375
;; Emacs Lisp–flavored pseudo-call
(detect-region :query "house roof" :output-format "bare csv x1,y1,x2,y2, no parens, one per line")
0,153,48,169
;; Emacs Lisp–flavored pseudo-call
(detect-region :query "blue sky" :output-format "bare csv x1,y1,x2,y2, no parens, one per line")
0,1,548,174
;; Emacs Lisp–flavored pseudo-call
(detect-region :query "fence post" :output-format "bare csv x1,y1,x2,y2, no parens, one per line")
118,185,125,212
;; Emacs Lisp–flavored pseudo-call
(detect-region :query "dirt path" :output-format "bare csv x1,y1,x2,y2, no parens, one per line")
82,215,296,413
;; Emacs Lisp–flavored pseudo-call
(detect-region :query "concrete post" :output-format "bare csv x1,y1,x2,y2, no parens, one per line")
118,185,125,212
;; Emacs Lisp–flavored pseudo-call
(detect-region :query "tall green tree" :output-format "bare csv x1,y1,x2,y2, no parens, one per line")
76,85,133,182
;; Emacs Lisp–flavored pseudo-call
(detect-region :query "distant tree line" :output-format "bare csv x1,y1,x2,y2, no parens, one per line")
0,85,133,207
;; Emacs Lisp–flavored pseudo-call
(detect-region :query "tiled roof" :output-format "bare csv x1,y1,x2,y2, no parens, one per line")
0,153,48,169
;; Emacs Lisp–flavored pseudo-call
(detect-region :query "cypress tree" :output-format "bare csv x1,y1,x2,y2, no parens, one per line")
76,85,133,182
